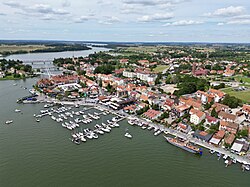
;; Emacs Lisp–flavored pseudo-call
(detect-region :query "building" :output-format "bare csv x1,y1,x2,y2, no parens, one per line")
218,111,236,122
177,122,192,134
189,109,206,125
209,130,225,146
224,133,235,146
219,121,239,134
193,130,213,142
143,109,163,120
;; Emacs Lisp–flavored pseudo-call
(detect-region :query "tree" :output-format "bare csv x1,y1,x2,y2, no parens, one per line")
221,95,242,108
211,108,218,118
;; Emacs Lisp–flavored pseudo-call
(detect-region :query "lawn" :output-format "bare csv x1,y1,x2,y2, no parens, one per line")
153,65,169,73
233,75,250,83
221,87,250,103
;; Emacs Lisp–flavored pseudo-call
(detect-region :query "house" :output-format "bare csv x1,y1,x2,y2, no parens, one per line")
177,122,192,134
193,130,213,142
242,104,250,117
162,99,175,111
123,105,137,113
209,130,225,146
207,89,225,102
143,109,163,120
231,139,249,153
0,71,5,78
219,121,239,134
205,115,219,126
189,109,206,125
218,111,236,122
173,104,190,117
224,133,235,146
179,97,202,110
211,103,229,113
196,91,214,104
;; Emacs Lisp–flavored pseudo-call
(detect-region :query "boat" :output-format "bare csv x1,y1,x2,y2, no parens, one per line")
125,132,133,139
5,120,13,124
210,150,216,154
154,130,162,136
73,139,81,145
80,136,87,142
164,136,203,155
36,119,40,122
15,109,21,113
223,155,228,160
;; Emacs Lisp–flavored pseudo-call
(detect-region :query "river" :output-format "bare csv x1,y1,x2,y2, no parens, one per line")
5,47,110,62
0,78,249,187
0,48,250,186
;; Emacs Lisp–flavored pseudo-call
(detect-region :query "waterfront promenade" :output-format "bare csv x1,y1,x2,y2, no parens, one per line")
32,95,250,165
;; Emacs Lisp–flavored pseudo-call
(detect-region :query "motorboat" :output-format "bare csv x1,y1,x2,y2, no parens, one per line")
15,109,21,113
125,132,132,139
5,120,13,124
210,150,216,154
36,119,40,122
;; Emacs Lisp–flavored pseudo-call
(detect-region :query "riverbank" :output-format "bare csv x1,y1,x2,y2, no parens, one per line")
22,94,250,167
1,79,250,187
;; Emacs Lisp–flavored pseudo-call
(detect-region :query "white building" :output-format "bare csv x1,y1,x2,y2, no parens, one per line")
190,109,206,125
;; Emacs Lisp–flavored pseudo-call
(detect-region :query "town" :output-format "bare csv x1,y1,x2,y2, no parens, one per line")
21,44,250,170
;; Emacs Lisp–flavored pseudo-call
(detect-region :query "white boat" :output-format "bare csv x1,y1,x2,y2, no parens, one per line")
92,133,98,139
128,120,135,125
114,123,119,127
223,155,228,159
210,150,216,154
15,109,21,113
154,130,162,136
62,123,66,127
101,127,110,133
80,136,87,142
125,132,132,139
36,119,40,122
5,120,13,124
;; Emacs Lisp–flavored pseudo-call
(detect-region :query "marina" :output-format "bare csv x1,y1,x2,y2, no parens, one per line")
0,79,250,186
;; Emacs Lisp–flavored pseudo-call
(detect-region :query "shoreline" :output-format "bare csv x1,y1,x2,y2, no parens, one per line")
21,95,250,166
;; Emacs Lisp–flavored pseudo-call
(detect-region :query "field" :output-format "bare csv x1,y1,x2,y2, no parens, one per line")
221,87,250,103
153,65,169,73
0,44,49,54
233,75,250,84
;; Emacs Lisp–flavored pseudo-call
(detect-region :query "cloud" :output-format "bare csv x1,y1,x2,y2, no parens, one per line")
74,16,91,23
4,1,70,16
138,13,173,22
0,13,6,16
163,20,203,26
3,1,22,8
227,19,250,25
123,0,188,6
62,0,71,7
204,6,245,17
99,16,120,25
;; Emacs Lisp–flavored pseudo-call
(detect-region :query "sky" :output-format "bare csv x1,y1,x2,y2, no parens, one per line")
0,0,250,43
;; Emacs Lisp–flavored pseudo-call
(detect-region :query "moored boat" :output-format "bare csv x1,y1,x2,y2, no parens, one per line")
164,136,202,155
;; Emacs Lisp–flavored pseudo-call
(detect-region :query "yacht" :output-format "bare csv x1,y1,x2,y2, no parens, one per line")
210,150,216,154
5,120,13,124
36,119,40,122
128,120,135,126
80,136,87,142
154,130,162,136
125,132,133,139
15,109,21,113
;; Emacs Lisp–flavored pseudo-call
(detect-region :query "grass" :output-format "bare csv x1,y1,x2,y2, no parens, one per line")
0,44,50,53
153,65,169,73
233,75,250,83
221,87,250,103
